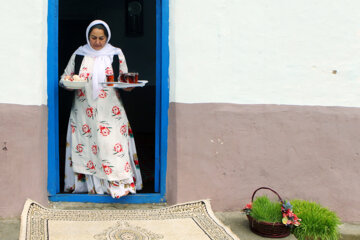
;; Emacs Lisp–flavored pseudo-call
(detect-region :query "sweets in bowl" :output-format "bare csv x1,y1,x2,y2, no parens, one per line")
72,75,87,82
62,75,87,89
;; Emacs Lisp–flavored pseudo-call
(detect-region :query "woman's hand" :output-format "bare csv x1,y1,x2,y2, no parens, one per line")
122,87,135,92
60,75,75,91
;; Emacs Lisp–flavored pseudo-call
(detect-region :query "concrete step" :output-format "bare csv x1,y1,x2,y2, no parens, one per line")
0,219,20,240
216,212,360,240
215,212,296,240
338,222,360,240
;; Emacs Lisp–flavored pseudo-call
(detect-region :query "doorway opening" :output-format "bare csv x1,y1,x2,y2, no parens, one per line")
48,0,167,202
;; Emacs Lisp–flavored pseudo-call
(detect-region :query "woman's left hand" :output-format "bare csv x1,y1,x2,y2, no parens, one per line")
122,87,135,92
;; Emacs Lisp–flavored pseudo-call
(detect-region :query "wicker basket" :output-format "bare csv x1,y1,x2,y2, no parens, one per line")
246,187,290,238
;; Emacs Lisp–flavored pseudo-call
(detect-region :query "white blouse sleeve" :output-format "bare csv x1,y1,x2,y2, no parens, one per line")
59,54,76,87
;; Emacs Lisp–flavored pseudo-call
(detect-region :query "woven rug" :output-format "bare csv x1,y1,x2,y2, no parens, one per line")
19,199,240,240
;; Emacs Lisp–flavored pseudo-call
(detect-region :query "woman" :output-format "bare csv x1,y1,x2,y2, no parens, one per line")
60,20,142,198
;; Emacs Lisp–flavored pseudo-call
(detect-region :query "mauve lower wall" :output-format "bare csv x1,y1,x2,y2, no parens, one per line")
166,102,360,222
0,103,48,217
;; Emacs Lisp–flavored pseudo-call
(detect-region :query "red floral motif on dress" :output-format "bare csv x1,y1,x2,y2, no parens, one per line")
99,90,107,98
105,67,113,75
86,107,93,118
102,164,112,175
76,144,83,153
79,72,90,80
124,162,130,172
79,67,90,80
130,182,135,188
87,160,95,170
113,143,123,153
92,145,98,155
134,159,139,166
99,125,111,136
111,181,119,187
71,124,75,134
120,124,127,135
112,106,121,116
82,124,91,134
77,89,85,97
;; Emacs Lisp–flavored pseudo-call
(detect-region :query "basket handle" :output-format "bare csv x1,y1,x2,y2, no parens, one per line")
251,187,284,204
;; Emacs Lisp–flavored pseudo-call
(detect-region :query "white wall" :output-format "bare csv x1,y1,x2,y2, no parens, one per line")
169,0,360,107
2,0,360,107
0,0,47,106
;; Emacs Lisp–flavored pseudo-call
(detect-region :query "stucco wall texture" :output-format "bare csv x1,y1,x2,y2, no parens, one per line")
1,0,360,223
0,0,47,106
167,103,360,222
169,0,360,107
0,104,48,217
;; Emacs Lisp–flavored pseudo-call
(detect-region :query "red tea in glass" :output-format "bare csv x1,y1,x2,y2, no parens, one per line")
120,74,125,83
121,72,139,83
106,74,114,86
134,72,139,83
127,74,134,83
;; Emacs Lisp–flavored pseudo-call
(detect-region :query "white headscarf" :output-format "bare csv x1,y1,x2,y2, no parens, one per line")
74,20,122,99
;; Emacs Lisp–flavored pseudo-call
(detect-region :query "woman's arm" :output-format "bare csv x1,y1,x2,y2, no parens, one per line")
118,49,128,76
59,54,76,89
117,49,134,92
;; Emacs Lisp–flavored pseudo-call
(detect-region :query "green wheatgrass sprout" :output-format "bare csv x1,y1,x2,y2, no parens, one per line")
250,195,283,223
291,199,341,240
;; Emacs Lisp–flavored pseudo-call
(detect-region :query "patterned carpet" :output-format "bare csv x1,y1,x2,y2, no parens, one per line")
20,199,240,240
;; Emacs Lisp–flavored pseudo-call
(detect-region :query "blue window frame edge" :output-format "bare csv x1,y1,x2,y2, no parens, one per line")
47,0,169,203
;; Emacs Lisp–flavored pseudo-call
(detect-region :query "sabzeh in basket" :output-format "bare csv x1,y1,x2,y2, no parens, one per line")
243,187,301,238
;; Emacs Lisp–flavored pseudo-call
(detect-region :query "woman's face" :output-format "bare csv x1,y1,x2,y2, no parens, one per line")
89,28,107,50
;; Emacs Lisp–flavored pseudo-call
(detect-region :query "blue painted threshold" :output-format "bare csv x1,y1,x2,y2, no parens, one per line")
49,193,165,203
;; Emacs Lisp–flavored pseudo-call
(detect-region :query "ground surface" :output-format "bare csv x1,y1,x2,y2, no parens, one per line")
0,202,358,240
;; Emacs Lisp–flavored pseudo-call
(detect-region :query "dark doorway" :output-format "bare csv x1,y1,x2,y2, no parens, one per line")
58,0,156,194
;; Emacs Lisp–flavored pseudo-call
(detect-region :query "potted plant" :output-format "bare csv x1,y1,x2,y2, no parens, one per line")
243,187,341,240
243,187,301,238
290,199,341,240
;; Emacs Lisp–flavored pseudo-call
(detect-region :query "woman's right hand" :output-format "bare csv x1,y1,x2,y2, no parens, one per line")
122,87,135,92
60,75,75,91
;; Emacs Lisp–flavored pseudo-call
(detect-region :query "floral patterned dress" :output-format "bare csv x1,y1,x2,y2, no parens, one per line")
60,51,142,198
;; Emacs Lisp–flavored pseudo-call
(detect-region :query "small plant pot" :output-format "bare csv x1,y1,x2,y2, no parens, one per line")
247,215,290,238
246,187,291,238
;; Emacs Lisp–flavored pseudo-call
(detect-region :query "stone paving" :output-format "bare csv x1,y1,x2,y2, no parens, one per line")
1,202,359,240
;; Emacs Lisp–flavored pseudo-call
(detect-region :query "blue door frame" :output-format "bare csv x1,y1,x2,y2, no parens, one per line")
47,0,169,203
